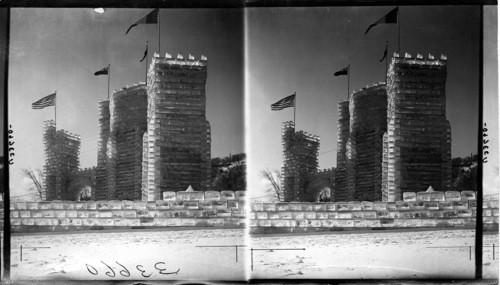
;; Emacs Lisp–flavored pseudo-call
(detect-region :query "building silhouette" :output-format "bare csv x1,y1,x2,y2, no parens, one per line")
281,121,320,202
43,120,81,200
142,53,211,201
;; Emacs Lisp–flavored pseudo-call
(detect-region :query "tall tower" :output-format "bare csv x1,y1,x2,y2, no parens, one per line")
142,53,211,201
383,52,452,201
43,120,81,201
94,100,110,200
281,121,320,202
346,83,387,201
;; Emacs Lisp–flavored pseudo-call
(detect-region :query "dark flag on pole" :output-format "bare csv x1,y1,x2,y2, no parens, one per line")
271,94,295,111
365,7,399,35
334,66,349,76
379,44,388,62
140,42,148,62
126,9,159,35
32,93,56,109
94,66,109,76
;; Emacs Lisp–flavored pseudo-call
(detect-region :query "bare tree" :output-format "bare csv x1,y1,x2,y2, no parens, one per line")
260,169,283,201
20,168,45,200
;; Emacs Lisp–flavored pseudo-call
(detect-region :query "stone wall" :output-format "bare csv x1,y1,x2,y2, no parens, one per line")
10,190,245,232
250,191,498,233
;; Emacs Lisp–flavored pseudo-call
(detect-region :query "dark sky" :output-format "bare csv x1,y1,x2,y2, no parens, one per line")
9,8,243,197
246,6,497,197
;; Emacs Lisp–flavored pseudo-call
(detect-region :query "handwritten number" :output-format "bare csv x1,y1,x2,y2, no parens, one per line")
9,159,13,165
136,265,152,278
101,261,116,277
154,262,180,275
116,261,130,277
86,264,98,275
483,158,488,163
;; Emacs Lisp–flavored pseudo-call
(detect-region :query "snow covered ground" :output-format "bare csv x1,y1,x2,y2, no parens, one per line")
10,228,246,281
250,229,499,279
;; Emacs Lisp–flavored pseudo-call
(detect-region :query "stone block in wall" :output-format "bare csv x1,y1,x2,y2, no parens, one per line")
235,191,245,200
136,210,149,218
60,218,72,226
39,202,51,210
396,201,410,210
89,211,99,218
108,200,122,210
377,211,390,218
409,201,425,210
461,191,476,200
483,209,492,217
96,201,109,210
336,203,349,211
443,210,459,218
238,200,245,209
212,201,227,209
312,203,326,211
468,200,477,208
362,211,377,219
421,219,437,227
316,212,329,219
271,220,291,227
289,203,302,211
276,203,289,211
439,201,453,210
208,218,227,227
429,192,445,201
205,191,221,201
249,212,255,219
82,218,100,226
399,211,412,218
220,191,236,200
388,211,401,218
361,201,374,210
487,200,499,209
296,220,310,227
66,210,77,218
171,210,190,218
139,217,155,226
231,209,246,218
493,209,499,217
334,219,354,227
217,209,231,217
26,202,39,210
448,218,466,226
189,191,205,201
305,212,317,219
424,201,440,210
75,202,88,210
122,201,134,209
263,203,276,211
54,210,66,218
21,218,35,226
11,219,21,226
416,192,431,202
146,202,157,210
411,210,430,218
291,212,304,220
429,210,444,218
98,211,113,218
155,201,170,210
134,201,147,210
268,212,280,219
188,210,204,218
483,217,497,224
181,218,197,226
325,203,336,211
386,203,397,211
445,191,461,201
35,218,58,226
152,218,167,227
403,192,417,202
31,211,42,218
14,202,26,210
354,219,369,227
125,218,141,226
352,211,363,219
63,202,75,209
19,211,30,218
184,201,199,209
251,203,264,212
123,210,137,218
176,192,190,201
348,202,362,211
112,210,124,218
148,210,160,218
199,201,213,209
452,201,468,210
51,201,64,210
163,192,177,201
278,212,292,219
39,210,54,218
87,201,97,210
458,209,473,217
338,212,352,219
309,220,322,227
380,218,395,227
113,218,128,227
321,220,335,227
300,203,313,211
258,220,272,227
373,202,387,211
256,212,268,219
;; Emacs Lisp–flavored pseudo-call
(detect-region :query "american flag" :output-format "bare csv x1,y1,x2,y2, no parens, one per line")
32,93,56,109
271,94,295,111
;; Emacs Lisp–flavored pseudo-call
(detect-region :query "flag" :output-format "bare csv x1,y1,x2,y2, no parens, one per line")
94,66,108,76
365,7,399,35
379,44,388,62
140,42,148,62
32,93,56,109
334,66,349,76
126,9,159,35
271,94,295,111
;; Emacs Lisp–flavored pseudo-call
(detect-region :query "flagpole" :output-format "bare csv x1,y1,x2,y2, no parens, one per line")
293,91,296,129
397,10,400,54
145,42,148,83
54,90,57,131
107,64,110,100
385,41,389,83
347,64,350,100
